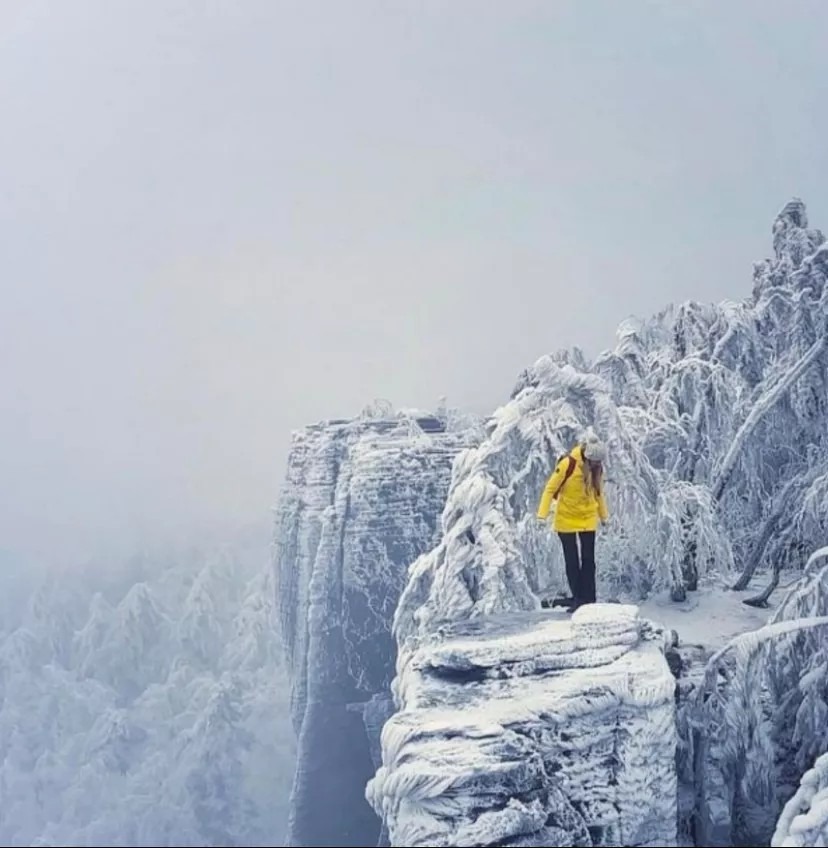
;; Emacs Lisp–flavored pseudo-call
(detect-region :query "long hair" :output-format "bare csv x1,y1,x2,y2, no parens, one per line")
581,446,603,498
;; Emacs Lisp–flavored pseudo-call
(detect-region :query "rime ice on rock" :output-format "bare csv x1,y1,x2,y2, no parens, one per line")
368,604,678,847
273,410,477,847
773,751,828,847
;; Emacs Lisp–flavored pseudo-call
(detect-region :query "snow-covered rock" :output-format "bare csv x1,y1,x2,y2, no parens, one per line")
368,604,677,847
274,410,477,847
773,750,828,847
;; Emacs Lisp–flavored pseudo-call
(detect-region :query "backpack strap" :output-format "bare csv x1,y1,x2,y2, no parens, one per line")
553,455,577,500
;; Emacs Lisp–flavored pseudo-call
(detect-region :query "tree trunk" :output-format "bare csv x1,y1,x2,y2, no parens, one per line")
742,561,782,608
681,513,699,592
731,515,780,591
731,463,827,590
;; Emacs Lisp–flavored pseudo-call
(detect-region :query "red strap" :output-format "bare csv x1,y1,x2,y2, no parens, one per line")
553,456,576,499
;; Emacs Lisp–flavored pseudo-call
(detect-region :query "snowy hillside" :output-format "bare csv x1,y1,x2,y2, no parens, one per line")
0,536,294,847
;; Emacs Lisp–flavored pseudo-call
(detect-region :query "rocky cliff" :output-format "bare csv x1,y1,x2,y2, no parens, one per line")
273,409,477,846
367,603,677,847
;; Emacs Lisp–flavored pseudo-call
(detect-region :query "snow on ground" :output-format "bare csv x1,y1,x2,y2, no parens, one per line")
638,582,776,650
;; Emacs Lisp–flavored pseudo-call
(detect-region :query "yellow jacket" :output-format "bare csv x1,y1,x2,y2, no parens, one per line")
537,445,609,533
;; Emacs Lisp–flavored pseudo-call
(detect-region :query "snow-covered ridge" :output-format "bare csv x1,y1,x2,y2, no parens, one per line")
368,603,677,847
395,198,828,646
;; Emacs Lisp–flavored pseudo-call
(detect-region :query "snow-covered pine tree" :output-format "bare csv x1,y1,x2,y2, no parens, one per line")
0,537,294,847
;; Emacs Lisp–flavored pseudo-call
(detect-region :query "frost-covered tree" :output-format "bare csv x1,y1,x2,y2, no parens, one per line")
178,553,243,670
0,533,294,847
179,677,254,847
687,547,828,846
394,199,828,645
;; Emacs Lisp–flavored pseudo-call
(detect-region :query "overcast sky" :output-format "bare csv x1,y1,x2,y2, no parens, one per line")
2,0,827,563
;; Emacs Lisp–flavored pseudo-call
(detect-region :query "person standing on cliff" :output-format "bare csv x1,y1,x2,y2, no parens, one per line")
536,436,609,612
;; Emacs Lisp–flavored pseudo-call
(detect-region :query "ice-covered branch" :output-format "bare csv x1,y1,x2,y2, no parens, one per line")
770,546,828,624
731,469,828,591
712,332,827,502
693,616,828,712
690,615,828,846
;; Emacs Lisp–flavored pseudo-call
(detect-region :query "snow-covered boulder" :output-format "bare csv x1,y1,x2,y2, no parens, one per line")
367,604,677,847
274,409,477,847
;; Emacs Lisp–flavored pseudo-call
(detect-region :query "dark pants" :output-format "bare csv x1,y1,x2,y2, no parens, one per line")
558,531,596,604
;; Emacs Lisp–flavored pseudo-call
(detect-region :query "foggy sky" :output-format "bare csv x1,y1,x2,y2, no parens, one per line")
2,0,827,563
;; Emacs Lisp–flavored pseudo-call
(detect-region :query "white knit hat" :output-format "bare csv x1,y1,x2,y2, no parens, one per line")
583,437,607,463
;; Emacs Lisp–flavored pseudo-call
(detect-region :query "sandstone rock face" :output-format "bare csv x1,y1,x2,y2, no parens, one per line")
368,603,678,847
274,413,476,847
